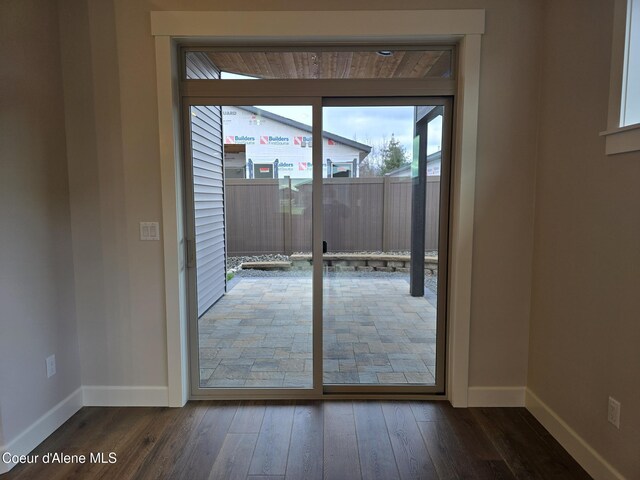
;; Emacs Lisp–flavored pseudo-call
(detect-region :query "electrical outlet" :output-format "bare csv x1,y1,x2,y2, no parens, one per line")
46,354,56,378
608,397,621,429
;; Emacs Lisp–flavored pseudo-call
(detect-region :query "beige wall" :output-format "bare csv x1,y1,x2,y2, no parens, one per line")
0,0,542,398
466,1,541,387
58,0,540,391
58,0,167,387
55,0,541,394
5,0,638,476
528,0,640,477
0,0,81,444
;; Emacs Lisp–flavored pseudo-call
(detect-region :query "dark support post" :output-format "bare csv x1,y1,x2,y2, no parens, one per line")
382,175,391,252
283,175,293,255
410,119,428,296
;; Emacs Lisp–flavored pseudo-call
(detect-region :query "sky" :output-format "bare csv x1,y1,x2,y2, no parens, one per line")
220,71,443,157
261,105,443,158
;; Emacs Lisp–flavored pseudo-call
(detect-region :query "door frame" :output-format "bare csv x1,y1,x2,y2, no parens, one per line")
183,94,452,399
152,10,484,406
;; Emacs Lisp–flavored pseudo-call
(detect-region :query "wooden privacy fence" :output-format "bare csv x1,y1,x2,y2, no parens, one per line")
225,176,441,256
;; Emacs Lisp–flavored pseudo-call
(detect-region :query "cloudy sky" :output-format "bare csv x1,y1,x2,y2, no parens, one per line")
261,105,442,158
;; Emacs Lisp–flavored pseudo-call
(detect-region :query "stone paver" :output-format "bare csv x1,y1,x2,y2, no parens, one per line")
199,275,437,388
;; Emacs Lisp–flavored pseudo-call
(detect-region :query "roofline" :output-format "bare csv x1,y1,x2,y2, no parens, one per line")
384,150,441,176
236,106,372,153
427,150,441,161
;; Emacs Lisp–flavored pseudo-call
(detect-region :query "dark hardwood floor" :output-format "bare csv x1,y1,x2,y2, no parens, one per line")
2,401,591,480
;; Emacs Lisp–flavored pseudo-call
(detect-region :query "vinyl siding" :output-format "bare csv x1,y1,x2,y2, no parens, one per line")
187,53,226,317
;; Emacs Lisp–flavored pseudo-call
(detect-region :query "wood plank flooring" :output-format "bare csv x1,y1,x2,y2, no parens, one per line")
2,401,592,480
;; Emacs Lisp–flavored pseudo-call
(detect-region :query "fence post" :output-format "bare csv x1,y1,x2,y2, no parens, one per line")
283,176,293,255
382,175,391,252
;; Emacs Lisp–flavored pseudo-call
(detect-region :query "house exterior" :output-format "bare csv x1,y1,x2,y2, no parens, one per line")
222,106,371,179
386,151,442,177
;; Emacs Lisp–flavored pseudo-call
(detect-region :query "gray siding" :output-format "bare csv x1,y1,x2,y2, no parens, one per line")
186,52,220,79
191,103,226,317
186,53,225,316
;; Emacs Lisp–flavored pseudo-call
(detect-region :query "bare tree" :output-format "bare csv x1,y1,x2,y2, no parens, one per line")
358,135,387,177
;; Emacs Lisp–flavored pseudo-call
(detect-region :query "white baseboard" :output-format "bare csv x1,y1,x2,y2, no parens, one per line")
467,386,526,407
525,389,625,480
0,387,83,474
82,386,169,407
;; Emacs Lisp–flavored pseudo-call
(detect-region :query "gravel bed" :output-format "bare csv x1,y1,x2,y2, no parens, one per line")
227,251,438,272
319,250,439,257
226,254,290,272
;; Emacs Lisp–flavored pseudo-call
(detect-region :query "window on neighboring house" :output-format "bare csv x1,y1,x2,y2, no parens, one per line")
331,162,353,178
621,0,640,126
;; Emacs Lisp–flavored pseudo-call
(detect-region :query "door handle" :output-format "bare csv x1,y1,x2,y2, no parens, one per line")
186,238,196,268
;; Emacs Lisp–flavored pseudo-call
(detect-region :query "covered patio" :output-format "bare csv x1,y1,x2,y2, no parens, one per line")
198,274,438,388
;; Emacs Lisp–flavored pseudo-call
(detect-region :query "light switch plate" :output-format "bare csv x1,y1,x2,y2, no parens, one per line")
140,222,160,241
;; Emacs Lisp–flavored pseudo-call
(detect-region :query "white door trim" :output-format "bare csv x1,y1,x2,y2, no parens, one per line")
152,10,484,407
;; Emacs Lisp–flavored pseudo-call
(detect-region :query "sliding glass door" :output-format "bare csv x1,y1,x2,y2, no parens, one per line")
185,99,319,396
184,97,451,397
321,99,451,393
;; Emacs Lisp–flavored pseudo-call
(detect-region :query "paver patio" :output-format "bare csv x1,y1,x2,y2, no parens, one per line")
198,274,437,388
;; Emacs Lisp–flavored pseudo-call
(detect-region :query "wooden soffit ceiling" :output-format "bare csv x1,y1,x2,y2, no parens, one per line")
205,50,452,79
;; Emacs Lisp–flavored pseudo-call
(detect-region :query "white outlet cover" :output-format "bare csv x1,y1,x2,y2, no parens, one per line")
46,354,56,378
608,396,621,429
140,222,160,241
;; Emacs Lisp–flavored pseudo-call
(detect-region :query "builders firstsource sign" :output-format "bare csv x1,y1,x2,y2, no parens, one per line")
225,135,256,144
221,106,367,179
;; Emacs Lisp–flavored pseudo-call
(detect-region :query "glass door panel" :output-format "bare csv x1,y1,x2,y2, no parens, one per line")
321,101,450,391
186,103,314,391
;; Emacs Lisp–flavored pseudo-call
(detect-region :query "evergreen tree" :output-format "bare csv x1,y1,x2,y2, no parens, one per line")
379,134,409,175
